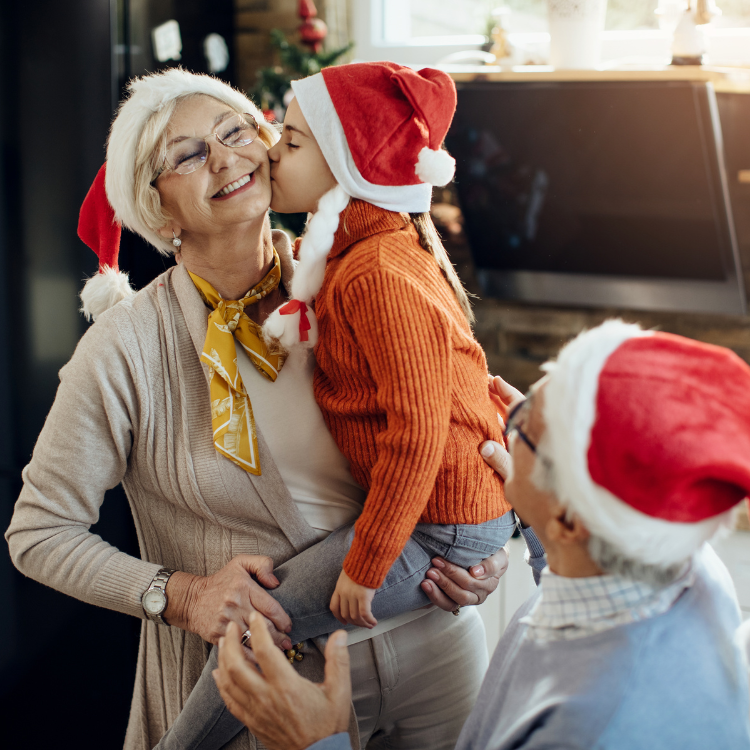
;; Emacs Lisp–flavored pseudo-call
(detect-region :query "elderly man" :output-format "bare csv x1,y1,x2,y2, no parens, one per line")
214,320,750,750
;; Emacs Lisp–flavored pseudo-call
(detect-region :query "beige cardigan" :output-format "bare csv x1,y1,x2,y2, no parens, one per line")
6,233,356,749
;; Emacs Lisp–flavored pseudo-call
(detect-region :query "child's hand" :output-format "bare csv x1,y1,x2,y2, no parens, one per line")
330,570,377,628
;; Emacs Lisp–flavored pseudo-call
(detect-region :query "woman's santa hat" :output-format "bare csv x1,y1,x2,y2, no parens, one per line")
263,62,457,350
79,68,275,321
542,319,750,567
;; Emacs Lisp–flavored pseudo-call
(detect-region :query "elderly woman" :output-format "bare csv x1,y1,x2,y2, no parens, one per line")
5,69,510,750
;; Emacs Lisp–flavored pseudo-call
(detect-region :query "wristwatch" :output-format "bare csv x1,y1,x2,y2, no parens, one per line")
141,568,176,625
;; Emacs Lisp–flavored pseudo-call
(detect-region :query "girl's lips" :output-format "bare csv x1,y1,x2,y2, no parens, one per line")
212,171,256,200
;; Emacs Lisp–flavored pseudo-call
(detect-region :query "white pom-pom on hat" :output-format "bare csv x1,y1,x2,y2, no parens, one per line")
80,265,136,322
415,147,456,187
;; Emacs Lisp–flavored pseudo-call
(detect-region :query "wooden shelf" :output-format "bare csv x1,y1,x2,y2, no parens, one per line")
442,65,750,94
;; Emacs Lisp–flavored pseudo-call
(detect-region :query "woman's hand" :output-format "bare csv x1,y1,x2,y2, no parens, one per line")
164,555,293,650
421,547,510,611
421,409,517,612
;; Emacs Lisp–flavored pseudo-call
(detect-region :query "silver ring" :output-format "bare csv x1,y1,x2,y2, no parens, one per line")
452,605,462,616
241,629,252,646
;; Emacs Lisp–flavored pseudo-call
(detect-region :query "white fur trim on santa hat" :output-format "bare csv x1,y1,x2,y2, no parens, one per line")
541,319,732,568
106,68,276,253
79,266,136,322
291,74,433,214
263,185,350,349
415,147,456,187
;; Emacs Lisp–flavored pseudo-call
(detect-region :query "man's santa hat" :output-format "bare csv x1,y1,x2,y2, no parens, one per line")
542,319,750,567
263,62,457,349
79,68,275,321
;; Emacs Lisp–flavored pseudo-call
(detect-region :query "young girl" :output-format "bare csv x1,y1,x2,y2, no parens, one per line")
157,62,516,750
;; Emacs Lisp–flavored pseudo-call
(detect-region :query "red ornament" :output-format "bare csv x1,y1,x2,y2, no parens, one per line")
298,0,327,53
298,0,318,20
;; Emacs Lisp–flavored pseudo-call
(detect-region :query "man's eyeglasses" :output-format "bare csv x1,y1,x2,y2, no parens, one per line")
155,113,260,178
503,394,537,454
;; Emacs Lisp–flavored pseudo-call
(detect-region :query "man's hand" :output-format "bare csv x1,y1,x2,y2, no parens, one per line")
214,614,351,750
488,374,524,422
330,570,377,628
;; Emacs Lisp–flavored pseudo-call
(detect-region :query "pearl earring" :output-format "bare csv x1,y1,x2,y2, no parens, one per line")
172,231,182,248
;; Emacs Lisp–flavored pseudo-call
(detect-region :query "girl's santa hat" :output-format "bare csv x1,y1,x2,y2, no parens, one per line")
79,68,275,321
542,319,750,567
263,62,457,350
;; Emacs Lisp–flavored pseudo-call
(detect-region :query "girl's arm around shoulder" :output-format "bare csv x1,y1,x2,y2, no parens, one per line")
5,307,161,619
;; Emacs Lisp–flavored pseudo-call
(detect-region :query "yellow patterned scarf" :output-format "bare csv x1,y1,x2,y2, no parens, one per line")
189,249,285,475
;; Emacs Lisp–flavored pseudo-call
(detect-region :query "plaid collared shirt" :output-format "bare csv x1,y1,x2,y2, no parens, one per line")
522,561,695,642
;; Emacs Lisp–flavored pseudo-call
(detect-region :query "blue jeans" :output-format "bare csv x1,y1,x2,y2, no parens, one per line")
154,512,516,750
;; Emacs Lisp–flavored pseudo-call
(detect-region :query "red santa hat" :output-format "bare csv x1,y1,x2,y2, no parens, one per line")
78,163,135,321
542,319,750,567
263,62,457,349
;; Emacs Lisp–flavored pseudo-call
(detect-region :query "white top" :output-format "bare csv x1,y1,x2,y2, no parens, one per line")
235,346,434,643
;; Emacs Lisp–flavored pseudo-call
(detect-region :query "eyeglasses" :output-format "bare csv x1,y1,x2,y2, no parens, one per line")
503,393,537,454
156,113,260,178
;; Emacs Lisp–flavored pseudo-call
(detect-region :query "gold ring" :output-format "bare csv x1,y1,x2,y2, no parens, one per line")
452,605,462,616
241,629,252,646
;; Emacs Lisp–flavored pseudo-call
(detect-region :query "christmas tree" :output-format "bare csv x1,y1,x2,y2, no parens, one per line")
251,1,353,235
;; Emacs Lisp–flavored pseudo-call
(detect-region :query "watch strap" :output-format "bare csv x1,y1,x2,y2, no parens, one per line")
143,568,176,626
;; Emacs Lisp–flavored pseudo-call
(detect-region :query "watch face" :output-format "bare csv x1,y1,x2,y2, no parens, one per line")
143,589,166,615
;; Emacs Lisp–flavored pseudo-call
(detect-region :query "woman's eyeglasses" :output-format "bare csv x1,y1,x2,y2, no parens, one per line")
155,113,259,178
503,394,537,454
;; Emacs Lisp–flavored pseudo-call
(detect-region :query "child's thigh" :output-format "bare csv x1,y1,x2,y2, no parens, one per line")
413,511,517,569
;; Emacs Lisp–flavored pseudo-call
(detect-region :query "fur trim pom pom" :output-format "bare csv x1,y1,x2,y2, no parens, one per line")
263,305,319,350
80,266,136,322
414,147,456,186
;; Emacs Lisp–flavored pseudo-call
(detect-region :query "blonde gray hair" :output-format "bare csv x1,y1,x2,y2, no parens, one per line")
129,93,278,256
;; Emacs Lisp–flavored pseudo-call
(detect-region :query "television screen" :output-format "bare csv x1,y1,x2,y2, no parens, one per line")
447,80,745,314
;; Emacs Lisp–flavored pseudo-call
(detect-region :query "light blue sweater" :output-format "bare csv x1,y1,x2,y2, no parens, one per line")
317,544,750,750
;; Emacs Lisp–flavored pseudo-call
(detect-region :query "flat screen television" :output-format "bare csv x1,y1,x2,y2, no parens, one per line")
447,80,746,315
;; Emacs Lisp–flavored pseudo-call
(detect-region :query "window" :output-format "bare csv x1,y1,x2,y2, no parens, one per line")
353,0,750,66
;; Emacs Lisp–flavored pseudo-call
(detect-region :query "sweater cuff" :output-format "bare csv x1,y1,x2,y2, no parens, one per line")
92,551,163,619
306,733,351,750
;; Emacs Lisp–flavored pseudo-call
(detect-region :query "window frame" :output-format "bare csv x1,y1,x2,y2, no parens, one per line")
352,0,750,67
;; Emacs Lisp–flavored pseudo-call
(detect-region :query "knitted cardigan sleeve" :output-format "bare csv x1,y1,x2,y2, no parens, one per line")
340,265,452,588
5,308,162,619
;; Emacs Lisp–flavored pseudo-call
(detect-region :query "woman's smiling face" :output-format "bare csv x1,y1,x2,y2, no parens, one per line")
268,97,338,214
154,94,272,239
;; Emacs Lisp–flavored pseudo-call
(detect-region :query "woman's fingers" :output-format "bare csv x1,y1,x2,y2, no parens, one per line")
480,440,512,480
420,578,459,612
471,547,510,581
243,578,293,637
237,554,280,589
426,557,499,606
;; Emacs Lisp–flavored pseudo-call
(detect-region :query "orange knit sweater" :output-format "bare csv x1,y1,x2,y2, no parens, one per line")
312,200,511,588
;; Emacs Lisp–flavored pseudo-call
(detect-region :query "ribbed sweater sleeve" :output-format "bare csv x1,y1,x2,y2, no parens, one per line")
340,265,453,588
5,310,162,619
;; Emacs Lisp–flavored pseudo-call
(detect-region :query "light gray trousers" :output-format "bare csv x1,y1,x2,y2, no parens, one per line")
154,513,515,750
